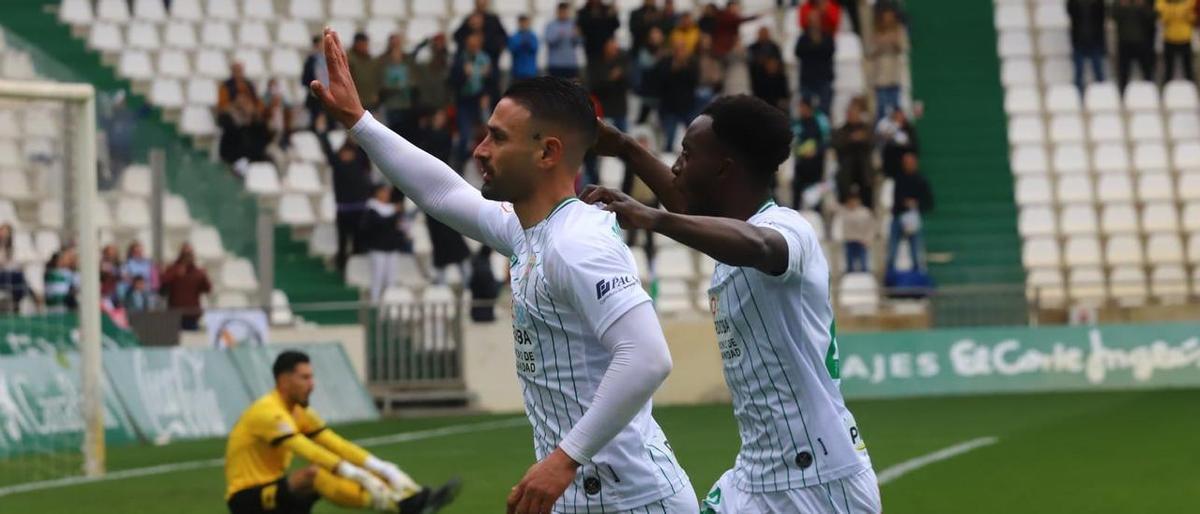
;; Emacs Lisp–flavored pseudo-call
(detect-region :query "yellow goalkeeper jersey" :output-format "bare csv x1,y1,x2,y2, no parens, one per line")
223,390,333,498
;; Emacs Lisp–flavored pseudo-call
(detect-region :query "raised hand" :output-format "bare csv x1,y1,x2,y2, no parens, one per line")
579,185,664,231
591,117,628,157
308,28,366,129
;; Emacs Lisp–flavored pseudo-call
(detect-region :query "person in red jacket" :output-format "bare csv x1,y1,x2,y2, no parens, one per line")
798,0,841,34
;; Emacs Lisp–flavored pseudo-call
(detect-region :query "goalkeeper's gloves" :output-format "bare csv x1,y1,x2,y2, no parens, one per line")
364,455,423,496
336,460,395,509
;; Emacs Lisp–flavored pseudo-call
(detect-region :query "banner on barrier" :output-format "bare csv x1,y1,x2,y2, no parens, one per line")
103,347,253,444
0,313,140,356
227,343,379,424
838,322,1200,398
205,309,269,350
0,353,138,457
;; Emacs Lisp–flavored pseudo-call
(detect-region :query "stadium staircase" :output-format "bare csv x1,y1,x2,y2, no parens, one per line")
6,0,357,323
907,0,1028,324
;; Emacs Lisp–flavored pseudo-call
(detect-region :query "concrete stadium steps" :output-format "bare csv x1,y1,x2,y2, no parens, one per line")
908,0,1026,299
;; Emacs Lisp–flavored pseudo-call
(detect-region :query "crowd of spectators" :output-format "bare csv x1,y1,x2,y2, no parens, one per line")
1068,0,1198,94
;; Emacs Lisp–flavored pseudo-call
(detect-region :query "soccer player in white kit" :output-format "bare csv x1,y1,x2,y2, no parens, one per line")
584,95,882,513
309,29,696,514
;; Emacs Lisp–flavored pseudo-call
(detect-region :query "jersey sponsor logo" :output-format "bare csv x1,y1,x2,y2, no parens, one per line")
715,317,744,365
594,275,637,302
700,485,722,513
844,413,866,451
513,328,539,376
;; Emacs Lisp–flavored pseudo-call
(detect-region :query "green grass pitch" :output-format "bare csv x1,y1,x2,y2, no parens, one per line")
3,389,1197,513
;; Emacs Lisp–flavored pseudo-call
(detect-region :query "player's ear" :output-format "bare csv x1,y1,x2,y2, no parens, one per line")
540,137,564,168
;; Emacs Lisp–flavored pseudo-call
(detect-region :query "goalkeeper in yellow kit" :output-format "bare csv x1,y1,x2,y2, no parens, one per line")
224,351,460,514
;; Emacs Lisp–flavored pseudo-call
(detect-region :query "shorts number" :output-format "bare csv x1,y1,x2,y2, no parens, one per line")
261,484,278,511
817,437,828,456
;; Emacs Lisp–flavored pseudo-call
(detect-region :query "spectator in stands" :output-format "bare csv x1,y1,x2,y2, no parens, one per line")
1113,0,1158,93
217,65,271,171
635,26,668,123
119,241,157,299
508,15,540,82
160,243,211,331
360,185,412,303
658,0,680,34
468,246,500,322
1068,0,1108,94
578,0,622,63
839,190,874,272
0,224,29,312
876,107,918,180
887,152,933,274
711,1,759,58
748,26,783,74
99,244,121,303
657,38,700,151
302,36,328,128
790,96,831,208
346,33,382,111
454,0,510,80
722,39,753,95
794,11,836,114
100,90,139,179
696,35,727,111
669,11,701,55
1158,0,1196,84
629,0,664,63
262,79,291,158
590,38,632,132
123,275,155,312
798,0,841,34
698,3,720,35
751,55,790,111
870,7,907,120
833,98,876,208
317,116,373,273
379,33,417,139
44,247,79,311
412,34,453,116
546,3,584,79
415,110,472,285
450,32,493,165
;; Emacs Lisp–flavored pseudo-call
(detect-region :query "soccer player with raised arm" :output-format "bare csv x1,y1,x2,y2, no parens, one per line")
224,351,460,514
583,95,882,513
309,29,696,514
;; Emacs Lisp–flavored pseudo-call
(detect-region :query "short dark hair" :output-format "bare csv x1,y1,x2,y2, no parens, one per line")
273,350,310,378
701,95,793,182
518,14,530,22
353,32,368,43
501,76,598,147
312,35,321,45
557,2,570,10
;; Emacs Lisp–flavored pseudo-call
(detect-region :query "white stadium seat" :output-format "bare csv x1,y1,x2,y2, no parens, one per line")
1002,59,1037,87
244,0,275,19
1123,81,1160,111
164,195,193,229
221,258,259,292
1137,173,1174,203
1168,112,1200,141
156,49,191,79
1100,204,1139,234
1055,174,1093,204
164,21,198,49
1174,142,1200,171
1058,205,1097,236
1191,234,1200,264
114,197,151,230
149,79,184,109
1105,234,1143,267
1049,114,1085,144
97,0,131,22
1056,144,1094,174
269,49,304,77
180,105,216,136
238,21,273,49
1140,202,1178,233
200,21,235,50
1044,84,1080,114
1064,236,1102,267
170,0,204,21
1083,82,1120,113
1008,115,1045,145
206,0,239,20
1151,265,1189,304
120,165,152,197
1092,146,1129,174
277,194,316,226
87,23,123,53
186,79,218,106
1146,234,1185,265
238,50,267,80
244,162,281,196
318,191,335,223
337,0,367,18
34,230,60,260
1017,205,1056,236
290,0,325,20
1005,87,1041,115
1108,266,1147,306
1012,145,1049,175
1182,202,1200,232
1134,142,1170,173
1068,267,1106,305
0,170,34,200
189,226,226,261
1035,29,1071,57
277,20,312,49
37,201,60,229
838,272,879,315
309,223,337,257
1026,269,1065,307
194,49,229,78
289,131,325,163
1096,174,1133,203
1087,114,1124,143
9,231,38,265
283,162,323,195
1022,237,1060,268
1128,112,1164,142
118,50,154,81
371,0,407,16
998,30,1033,58
1163,80,1199,110
1040,57,1074,85
126,21,160,50
1181,174,1200,201
60,0,94,25
1033,3,1070,29
994,4,1029,30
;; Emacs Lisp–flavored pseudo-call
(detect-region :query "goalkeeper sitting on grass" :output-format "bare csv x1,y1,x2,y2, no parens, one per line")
224,350,460,514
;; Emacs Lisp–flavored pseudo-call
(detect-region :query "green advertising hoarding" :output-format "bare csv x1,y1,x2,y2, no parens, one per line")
227,343,379,424
103,347,254,444
0,313,140,356
0,353,139,458
837,322,1200,399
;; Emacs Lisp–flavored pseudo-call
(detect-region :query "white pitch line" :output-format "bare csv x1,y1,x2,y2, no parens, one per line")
877,436,999,485
0,417,529,498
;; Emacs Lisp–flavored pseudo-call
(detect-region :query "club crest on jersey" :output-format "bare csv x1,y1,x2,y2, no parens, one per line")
708,295,719,315
595,275,637,302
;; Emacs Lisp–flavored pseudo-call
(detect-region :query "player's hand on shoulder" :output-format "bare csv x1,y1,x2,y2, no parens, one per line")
506,448,579,514
580,185,663,231
308,27,366,129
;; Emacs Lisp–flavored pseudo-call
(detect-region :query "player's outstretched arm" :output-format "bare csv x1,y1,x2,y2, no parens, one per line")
591,118,688,213
309,28,495,244
581,186,789,275
313,429,421,494
507,303,672,514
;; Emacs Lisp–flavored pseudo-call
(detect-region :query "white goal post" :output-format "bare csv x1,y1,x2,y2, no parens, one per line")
0,79,103,477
